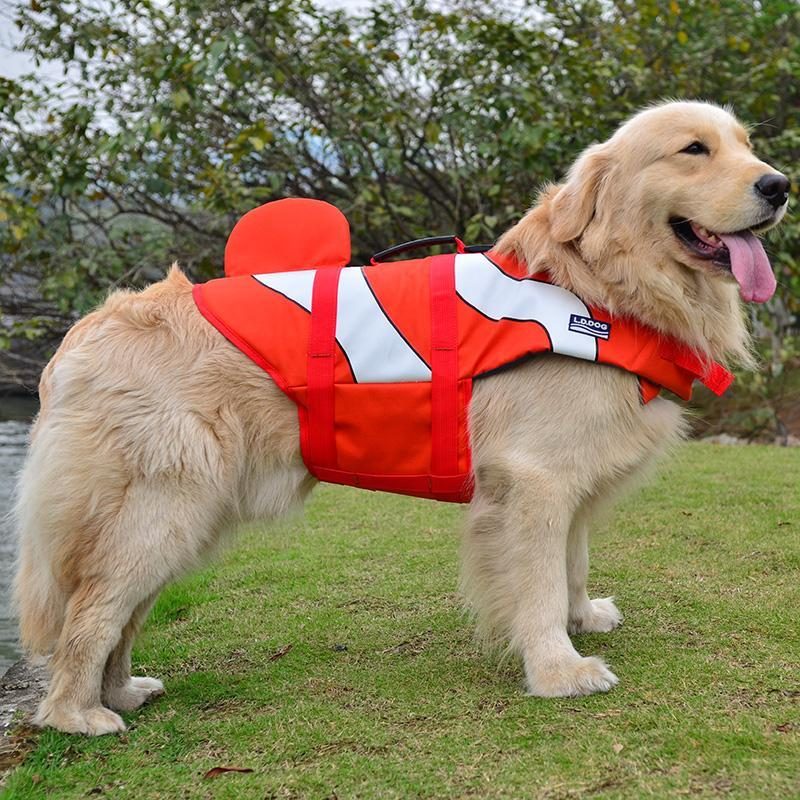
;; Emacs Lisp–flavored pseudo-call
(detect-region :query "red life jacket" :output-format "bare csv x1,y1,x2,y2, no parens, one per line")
194,199,733,503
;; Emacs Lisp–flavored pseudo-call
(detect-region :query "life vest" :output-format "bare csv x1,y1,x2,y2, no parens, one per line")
193,199,733,504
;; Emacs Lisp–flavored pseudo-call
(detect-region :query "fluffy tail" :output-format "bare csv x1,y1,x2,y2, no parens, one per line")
12,430,69,655
11,322,86,655
13,547,66,656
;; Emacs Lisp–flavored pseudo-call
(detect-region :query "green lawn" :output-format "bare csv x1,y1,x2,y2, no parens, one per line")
2,444,798,799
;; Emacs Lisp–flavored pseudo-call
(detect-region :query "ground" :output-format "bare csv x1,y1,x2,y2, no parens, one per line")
1,444,798,799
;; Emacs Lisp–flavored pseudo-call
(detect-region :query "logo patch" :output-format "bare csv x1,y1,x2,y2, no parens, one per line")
568,314,611,340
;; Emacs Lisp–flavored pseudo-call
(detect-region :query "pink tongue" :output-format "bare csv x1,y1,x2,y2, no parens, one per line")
718,231,776,303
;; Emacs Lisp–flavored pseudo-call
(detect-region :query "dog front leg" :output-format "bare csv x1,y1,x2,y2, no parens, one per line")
566,512,623,635
463,462,618,697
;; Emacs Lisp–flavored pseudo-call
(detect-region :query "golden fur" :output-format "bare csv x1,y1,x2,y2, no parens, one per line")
13,101,788,734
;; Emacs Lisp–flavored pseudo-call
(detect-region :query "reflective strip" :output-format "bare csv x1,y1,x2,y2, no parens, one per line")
254,269,316,309
454,253,598,361
335,268,431,383
256,267,431,383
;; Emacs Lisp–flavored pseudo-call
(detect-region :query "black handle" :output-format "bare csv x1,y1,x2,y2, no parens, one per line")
369,235,494,264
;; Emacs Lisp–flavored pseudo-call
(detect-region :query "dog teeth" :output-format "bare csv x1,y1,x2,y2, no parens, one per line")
695,225,721,246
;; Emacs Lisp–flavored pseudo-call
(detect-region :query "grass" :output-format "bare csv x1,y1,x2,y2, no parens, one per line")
2,443,799,799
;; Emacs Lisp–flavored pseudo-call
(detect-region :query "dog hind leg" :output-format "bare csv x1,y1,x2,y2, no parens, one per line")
102,592,163,712
34,482,225,735
34,578,142,735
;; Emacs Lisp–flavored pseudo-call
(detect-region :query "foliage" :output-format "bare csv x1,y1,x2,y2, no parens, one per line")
2,446,800,798
0,0,798,423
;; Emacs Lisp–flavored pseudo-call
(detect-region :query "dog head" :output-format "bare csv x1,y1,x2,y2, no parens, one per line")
498,101,790,363
550,101,788,304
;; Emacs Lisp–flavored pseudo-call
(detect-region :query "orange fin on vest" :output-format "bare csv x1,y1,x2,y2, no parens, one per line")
225,198,351,277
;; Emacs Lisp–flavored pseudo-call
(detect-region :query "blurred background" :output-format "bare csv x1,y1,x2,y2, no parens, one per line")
0,0,798,670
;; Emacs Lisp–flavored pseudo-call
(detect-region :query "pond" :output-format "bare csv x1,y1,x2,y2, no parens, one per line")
0,396,37,677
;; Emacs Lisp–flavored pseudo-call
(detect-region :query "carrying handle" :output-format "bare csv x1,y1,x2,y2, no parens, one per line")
369,235,492,265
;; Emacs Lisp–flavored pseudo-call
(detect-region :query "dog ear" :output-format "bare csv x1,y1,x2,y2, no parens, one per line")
549,144,611,243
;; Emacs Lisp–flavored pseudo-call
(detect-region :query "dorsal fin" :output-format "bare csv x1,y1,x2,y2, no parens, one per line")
225,198,351,277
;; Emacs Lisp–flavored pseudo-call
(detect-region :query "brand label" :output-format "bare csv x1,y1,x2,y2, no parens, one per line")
568,314,611,340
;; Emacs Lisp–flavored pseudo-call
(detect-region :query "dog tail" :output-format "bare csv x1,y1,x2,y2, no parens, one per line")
12,455,69,655
13,538,66,656
11,337,80,655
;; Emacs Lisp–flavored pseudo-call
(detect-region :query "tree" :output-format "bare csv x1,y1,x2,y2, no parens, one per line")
1,0,798,429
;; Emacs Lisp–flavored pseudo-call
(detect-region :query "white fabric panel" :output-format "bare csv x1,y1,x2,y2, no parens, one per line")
254,269,315,310
335,268,431,383
454,253,598,361
256,267,430,383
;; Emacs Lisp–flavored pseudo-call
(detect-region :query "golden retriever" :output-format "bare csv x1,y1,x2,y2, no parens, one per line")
13,101,789,735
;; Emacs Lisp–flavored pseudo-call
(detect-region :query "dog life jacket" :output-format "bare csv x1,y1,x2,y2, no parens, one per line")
194,199,734,503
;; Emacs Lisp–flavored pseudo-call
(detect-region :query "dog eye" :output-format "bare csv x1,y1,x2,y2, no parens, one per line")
680,141,709,155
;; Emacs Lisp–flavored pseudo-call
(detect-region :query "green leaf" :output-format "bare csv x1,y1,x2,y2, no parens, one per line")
248,135,266,152
171,88,191,109
424,120,441,144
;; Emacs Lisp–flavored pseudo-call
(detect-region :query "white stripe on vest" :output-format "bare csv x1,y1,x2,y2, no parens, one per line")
335,268,431,382
255,268,431,383
255,253,599,385
454,253,598,361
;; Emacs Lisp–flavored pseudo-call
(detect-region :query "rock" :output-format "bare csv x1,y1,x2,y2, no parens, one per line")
0,658,47,735
0,658,47,779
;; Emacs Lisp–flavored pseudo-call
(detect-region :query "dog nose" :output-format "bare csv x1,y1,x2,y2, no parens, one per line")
754,173,790,208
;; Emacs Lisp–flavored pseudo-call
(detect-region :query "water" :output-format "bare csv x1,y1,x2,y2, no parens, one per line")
0,398,36,677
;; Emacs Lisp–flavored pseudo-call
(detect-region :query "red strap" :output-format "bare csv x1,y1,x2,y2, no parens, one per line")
429,255,460,477
659,340,734,397
701,362,734,396
307,267,341,469
638,377,661,404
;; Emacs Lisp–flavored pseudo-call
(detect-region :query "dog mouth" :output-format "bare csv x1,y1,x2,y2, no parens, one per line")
669,217,777,304
671,218,732,268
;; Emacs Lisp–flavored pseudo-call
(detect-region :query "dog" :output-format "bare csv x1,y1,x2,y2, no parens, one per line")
13,100,789,735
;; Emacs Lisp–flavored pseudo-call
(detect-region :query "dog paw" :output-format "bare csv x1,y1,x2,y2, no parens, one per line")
104,676,164,711
35,702,126,736
526,655,619,698
568,597,623,635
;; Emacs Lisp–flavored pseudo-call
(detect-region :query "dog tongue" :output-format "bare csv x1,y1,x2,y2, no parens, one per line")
718,231,776,303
